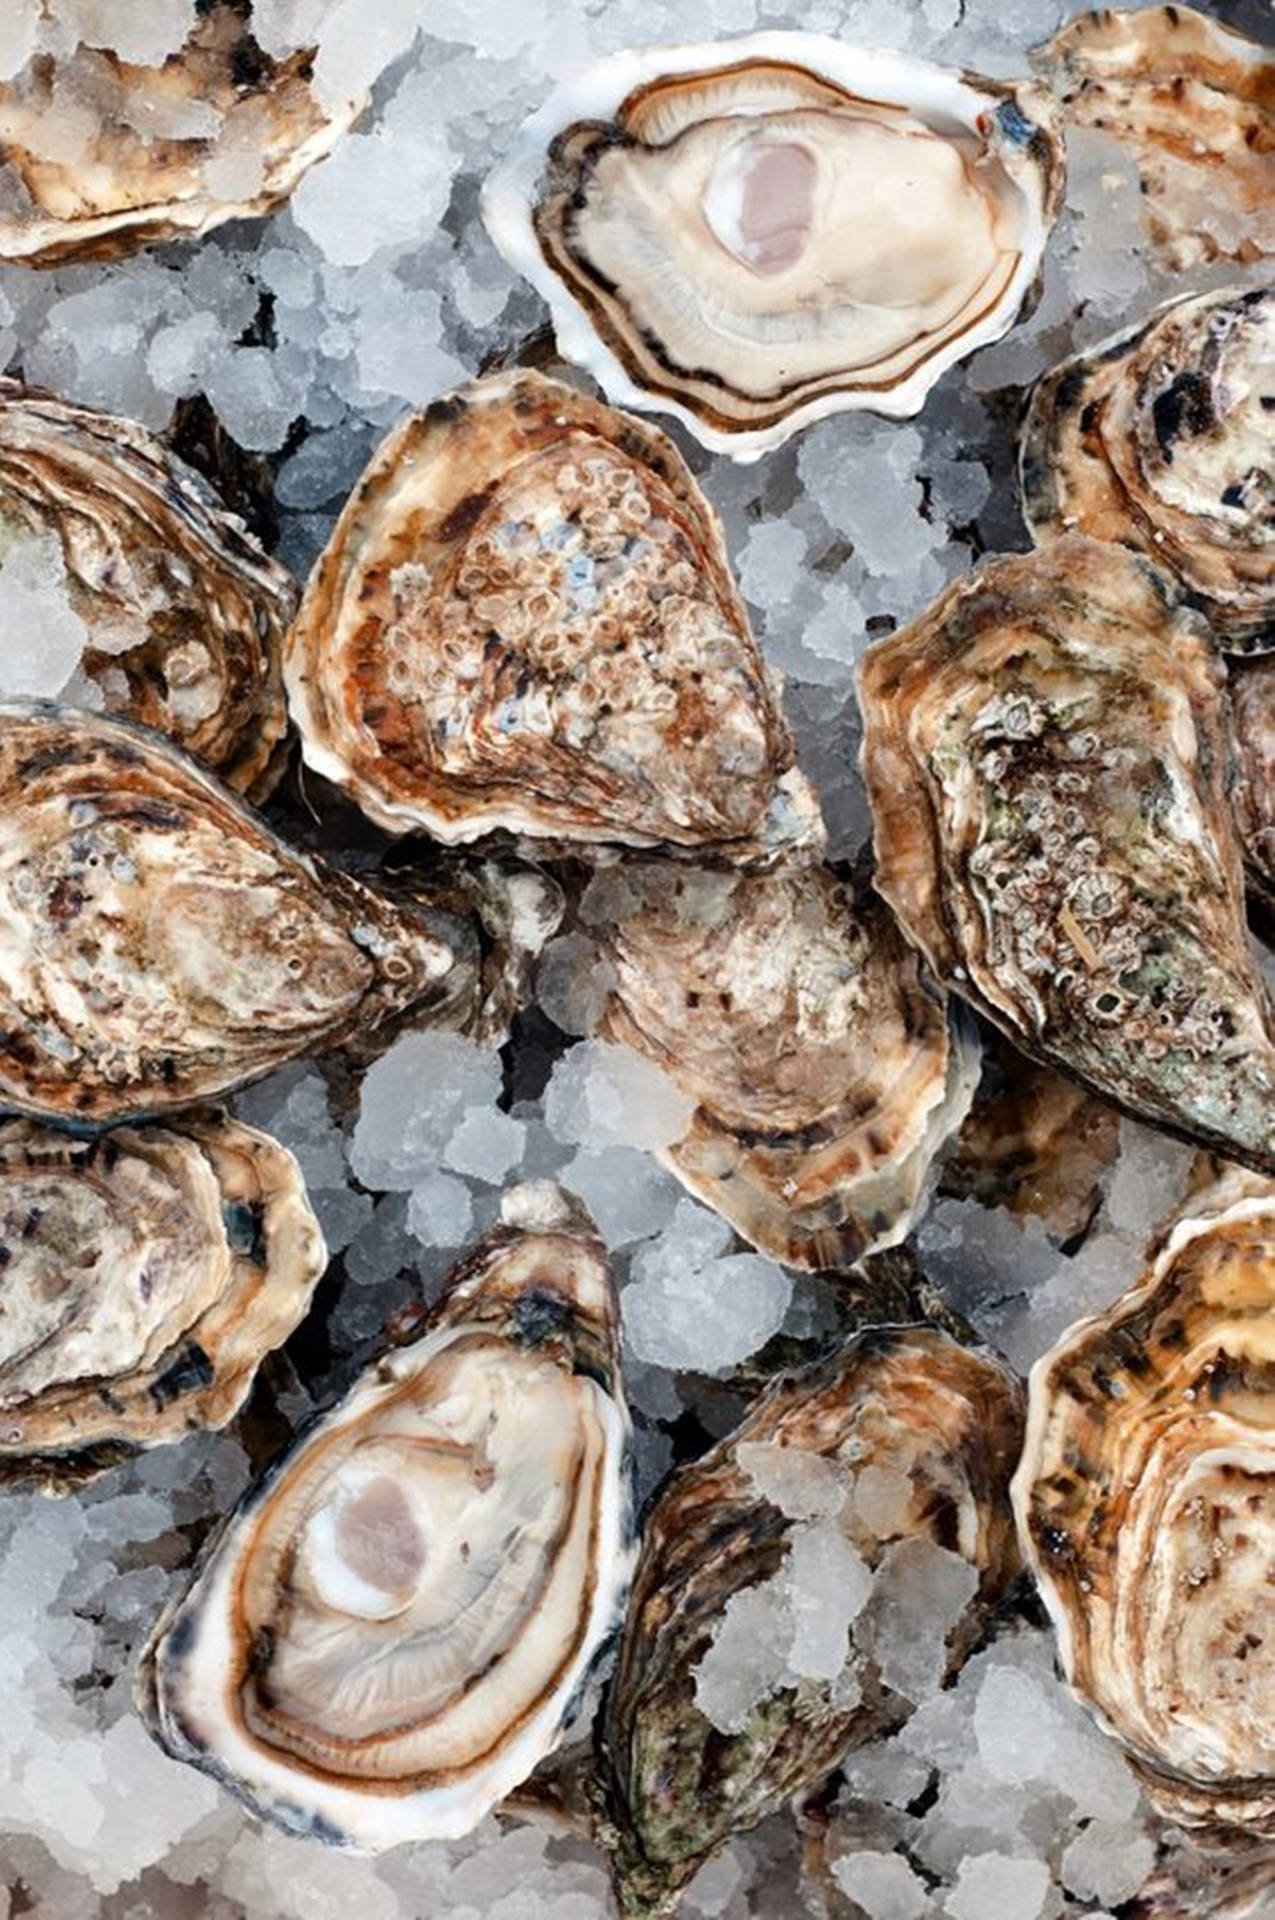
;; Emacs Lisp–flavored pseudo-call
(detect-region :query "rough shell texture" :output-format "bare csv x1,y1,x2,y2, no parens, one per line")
1014,1159,1275,1840
483,34,1065,456
1230,654,1275,918
0,2,366,265
0,1112,325,1491
1035,5,1275,270
593,861,979,1272
0,381,296,796
1020,288,1275,654
285,370,822,863
138,1183,635,1850
857,535,1275,1176
0,703,472,1125
600,1326,1024,1917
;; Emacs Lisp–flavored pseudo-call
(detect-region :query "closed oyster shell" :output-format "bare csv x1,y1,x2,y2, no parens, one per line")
1020,288,1275,654
1230,654,1275,917
483,35,1064,456
0,381,296,797
0,1112,324,1491
857,535,1275,1176
0,703,472,1124
138,1183,635,1850
592,861,979,1272
284,370,822,865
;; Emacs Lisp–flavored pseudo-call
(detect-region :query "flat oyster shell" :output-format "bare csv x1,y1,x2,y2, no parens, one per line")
857,535,1275,1175
484,34,1064,456
0,1112,324,1492
138,1183,636,1850
0,703,471,1124
0,381,296,797
1013,1160,1275,1840
284,370,822,865
0,3,365,265
1230,654,1275,917
592,861,979,1272
1020,288,1275,654
599,1326,1024,1917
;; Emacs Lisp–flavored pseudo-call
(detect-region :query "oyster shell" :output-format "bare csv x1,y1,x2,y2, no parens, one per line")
1020,288,1275,654
284,370,822,865
1035,5,1275,270
0,381,296,797
1230,654,1275,918
0,703,473,1124
590,861,979,1272
599,1326,1024,1917
138,1183,635,1849
0,3,365,265
483,34,1065,456
0,1112,324,1492
1013,1159,1275,1840
857,534,1275,1175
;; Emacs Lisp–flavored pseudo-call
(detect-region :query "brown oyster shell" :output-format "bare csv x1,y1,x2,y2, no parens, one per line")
1034,5,1275,270
599,1326,1024,1917
0,1111,325,1491
857,534,1275,1176
0,702,473,1124
0,3,365,266
1013,1159,1275,1841
590,861,979,1272
1231,654,1275,917
284,370,822,865
0,381,295,798
1020,288,1275,654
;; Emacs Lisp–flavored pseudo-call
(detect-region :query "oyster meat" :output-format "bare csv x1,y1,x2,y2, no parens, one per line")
0,1113,324,1491
1014,1159,1275,1839
483,34,1065,455
857,535,1275,1175
1021,288,1275,654
0,381,296,797
1231,653,1275,916
138,1184,635,1849
0,703,473,1124
285,370,822,864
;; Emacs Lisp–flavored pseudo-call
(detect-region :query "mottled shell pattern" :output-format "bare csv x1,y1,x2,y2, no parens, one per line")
1231,653,1275,916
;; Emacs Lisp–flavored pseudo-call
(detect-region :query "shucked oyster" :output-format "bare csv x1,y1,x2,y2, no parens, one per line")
1013,1159,1275,1839
599,1327,1024,1916
0,1112,324,1492
1021,288,1275,654
0,381,296,797
139,1184,635,1849
857,535,1275,1175
483,34,1065,456
0,703,473,1124
1231,654,1275,916
285,371,822,865
590,861,979,1272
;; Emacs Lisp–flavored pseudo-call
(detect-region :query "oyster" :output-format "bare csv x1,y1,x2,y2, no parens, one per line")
0,703,473,1125
139,1183,635,1849
599,1326,1024,1916
0,3,365,265
1035,5,1275,270
1013,1159,1275,1839
857,535,1275,1175
284,370,822,864
0,381,296,797
590,861,979,1271
1021,288,1275,654
482,34,1065,456
0,1113,324,1492
1230,654,1275,919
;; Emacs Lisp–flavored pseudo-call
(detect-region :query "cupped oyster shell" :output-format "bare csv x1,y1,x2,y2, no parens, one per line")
138,1183,635,1850
857,535,1275,1175
284,370,822,865
0,703,473,1125
483,34,1065,456
0,1112,324,1492
1232,653,1275,917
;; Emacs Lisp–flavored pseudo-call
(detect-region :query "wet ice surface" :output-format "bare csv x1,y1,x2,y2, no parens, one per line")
0,0,1273,1915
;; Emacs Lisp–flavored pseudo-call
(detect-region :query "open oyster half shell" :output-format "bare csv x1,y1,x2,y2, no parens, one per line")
138,1183,635,1850
483,34,1064,456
